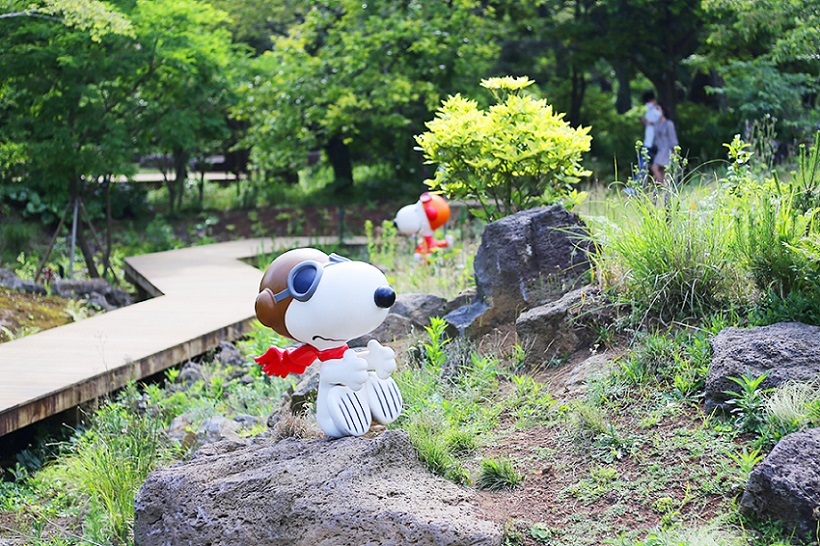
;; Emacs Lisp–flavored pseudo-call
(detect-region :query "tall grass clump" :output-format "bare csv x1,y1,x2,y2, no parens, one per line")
762,377,820,441
591,133,820,328
35,402,175,544
476,457,523,491
590,186,742,325
729,134,820,326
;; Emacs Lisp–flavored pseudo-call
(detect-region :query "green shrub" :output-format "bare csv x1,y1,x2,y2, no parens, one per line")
415,76,592,221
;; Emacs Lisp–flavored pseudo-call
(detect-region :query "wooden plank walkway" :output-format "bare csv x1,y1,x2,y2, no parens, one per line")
0,236,359,437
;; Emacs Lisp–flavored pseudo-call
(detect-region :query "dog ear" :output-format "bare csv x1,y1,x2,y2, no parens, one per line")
255,287,282,329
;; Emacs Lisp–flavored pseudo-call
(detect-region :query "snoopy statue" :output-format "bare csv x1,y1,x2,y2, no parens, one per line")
393,192,453,261
254,248,402,438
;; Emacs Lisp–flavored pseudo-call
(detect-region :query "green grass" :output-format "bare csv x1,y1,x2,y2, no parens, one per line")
365,218,478,300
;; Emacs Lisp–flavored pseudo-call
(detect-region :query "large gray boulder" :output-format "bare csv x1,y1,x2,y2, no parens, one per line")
444,206,591,336
705,322,820,413
515,285,601,368
0,268,46,295
474,206,591,317
739,428,820,543
390,293,449,327
134,430,502,546
350,293,452,346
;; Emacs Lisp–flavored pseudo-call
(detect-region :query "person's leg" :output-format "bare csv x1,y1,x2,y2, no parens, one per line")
651,163,664,184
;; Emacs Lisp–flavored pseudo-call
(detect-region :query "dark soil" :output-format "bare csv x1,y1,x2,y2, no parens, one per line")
469,346,738,545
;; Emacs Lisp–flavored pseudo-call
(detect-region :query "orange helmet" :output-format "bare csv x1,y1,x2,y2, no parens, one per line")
419,192,450,231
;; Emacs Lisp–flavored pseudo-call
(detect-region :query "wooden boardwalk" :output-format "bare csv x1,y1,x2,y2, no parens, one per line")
0,236,358,437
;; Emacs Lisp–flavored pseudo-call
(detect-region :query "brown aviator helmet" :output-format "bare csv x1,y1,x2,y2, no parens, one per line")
255,248,329,340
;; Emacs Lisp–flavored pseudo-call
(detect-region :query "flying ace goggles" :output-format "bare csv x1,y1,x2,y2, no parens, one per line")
273,253,350,303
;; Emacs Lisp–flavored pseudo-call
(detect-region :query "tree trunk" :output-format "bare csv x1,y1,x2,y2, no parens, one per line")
173,148,188,213
613,63,633,114
567,64,586,128
76,222,100,278
165,174,177,216
198,167,205,210
325,136,354,195
658,72,677,121
67,177,99,278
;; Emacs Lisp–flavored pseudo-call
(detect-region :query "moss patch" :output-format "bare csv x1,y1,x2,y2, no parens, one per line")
0,287,74,341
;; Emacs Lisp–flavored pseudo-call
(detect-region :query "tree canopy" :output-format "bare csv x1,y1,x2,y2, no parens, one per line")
1,0,818,216
236,0,499,197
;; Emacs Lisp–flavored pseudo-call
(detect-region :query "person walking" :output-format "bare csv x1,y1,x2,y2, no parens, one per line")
636,91,662,181
650,103,679,185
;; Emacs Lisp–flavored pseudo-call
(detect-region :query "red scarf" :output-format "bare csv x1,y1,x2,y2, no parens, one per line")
255,343,348,378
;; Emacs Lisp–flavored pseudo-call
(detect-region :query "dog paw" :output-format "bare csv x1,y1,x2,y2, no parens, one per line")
321,350,369,390
367,376,402,425
365,339,396,379
325,386,372,437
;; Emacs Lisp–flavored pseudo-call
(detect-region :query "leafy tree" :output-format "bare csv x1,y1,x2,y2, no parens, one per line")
494,0,706,121
208,0,311,54
0,0,242,277
700,0,819,139
237,0,499,198
0,6,142,275
415,76,592,221
0,0,133,40
131,0,241,215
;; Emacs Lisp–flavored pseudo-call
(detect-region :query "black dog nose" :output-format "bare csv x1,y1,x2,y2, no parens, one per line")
374,286,396,308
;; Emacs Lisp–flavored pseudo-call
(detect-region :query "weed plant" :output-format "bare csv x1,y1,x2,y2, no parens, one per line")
724,371,774,435
589,328,711,406
394,319,558,485
476,457,523,491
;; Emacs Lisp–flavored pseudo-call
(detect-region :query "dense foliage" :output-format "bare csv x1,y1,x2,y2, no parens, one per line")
590,133,820,328
235,0,498,198
2,0,818,222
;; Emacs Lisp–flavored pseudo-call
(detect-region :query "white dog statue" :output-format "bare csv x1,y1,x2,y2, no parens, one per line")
254,248,402,438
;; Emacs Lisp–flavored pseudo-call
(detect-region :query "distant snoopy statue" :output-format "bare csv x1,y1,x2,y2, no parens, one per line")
254,248,402,438
393,192,453,261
